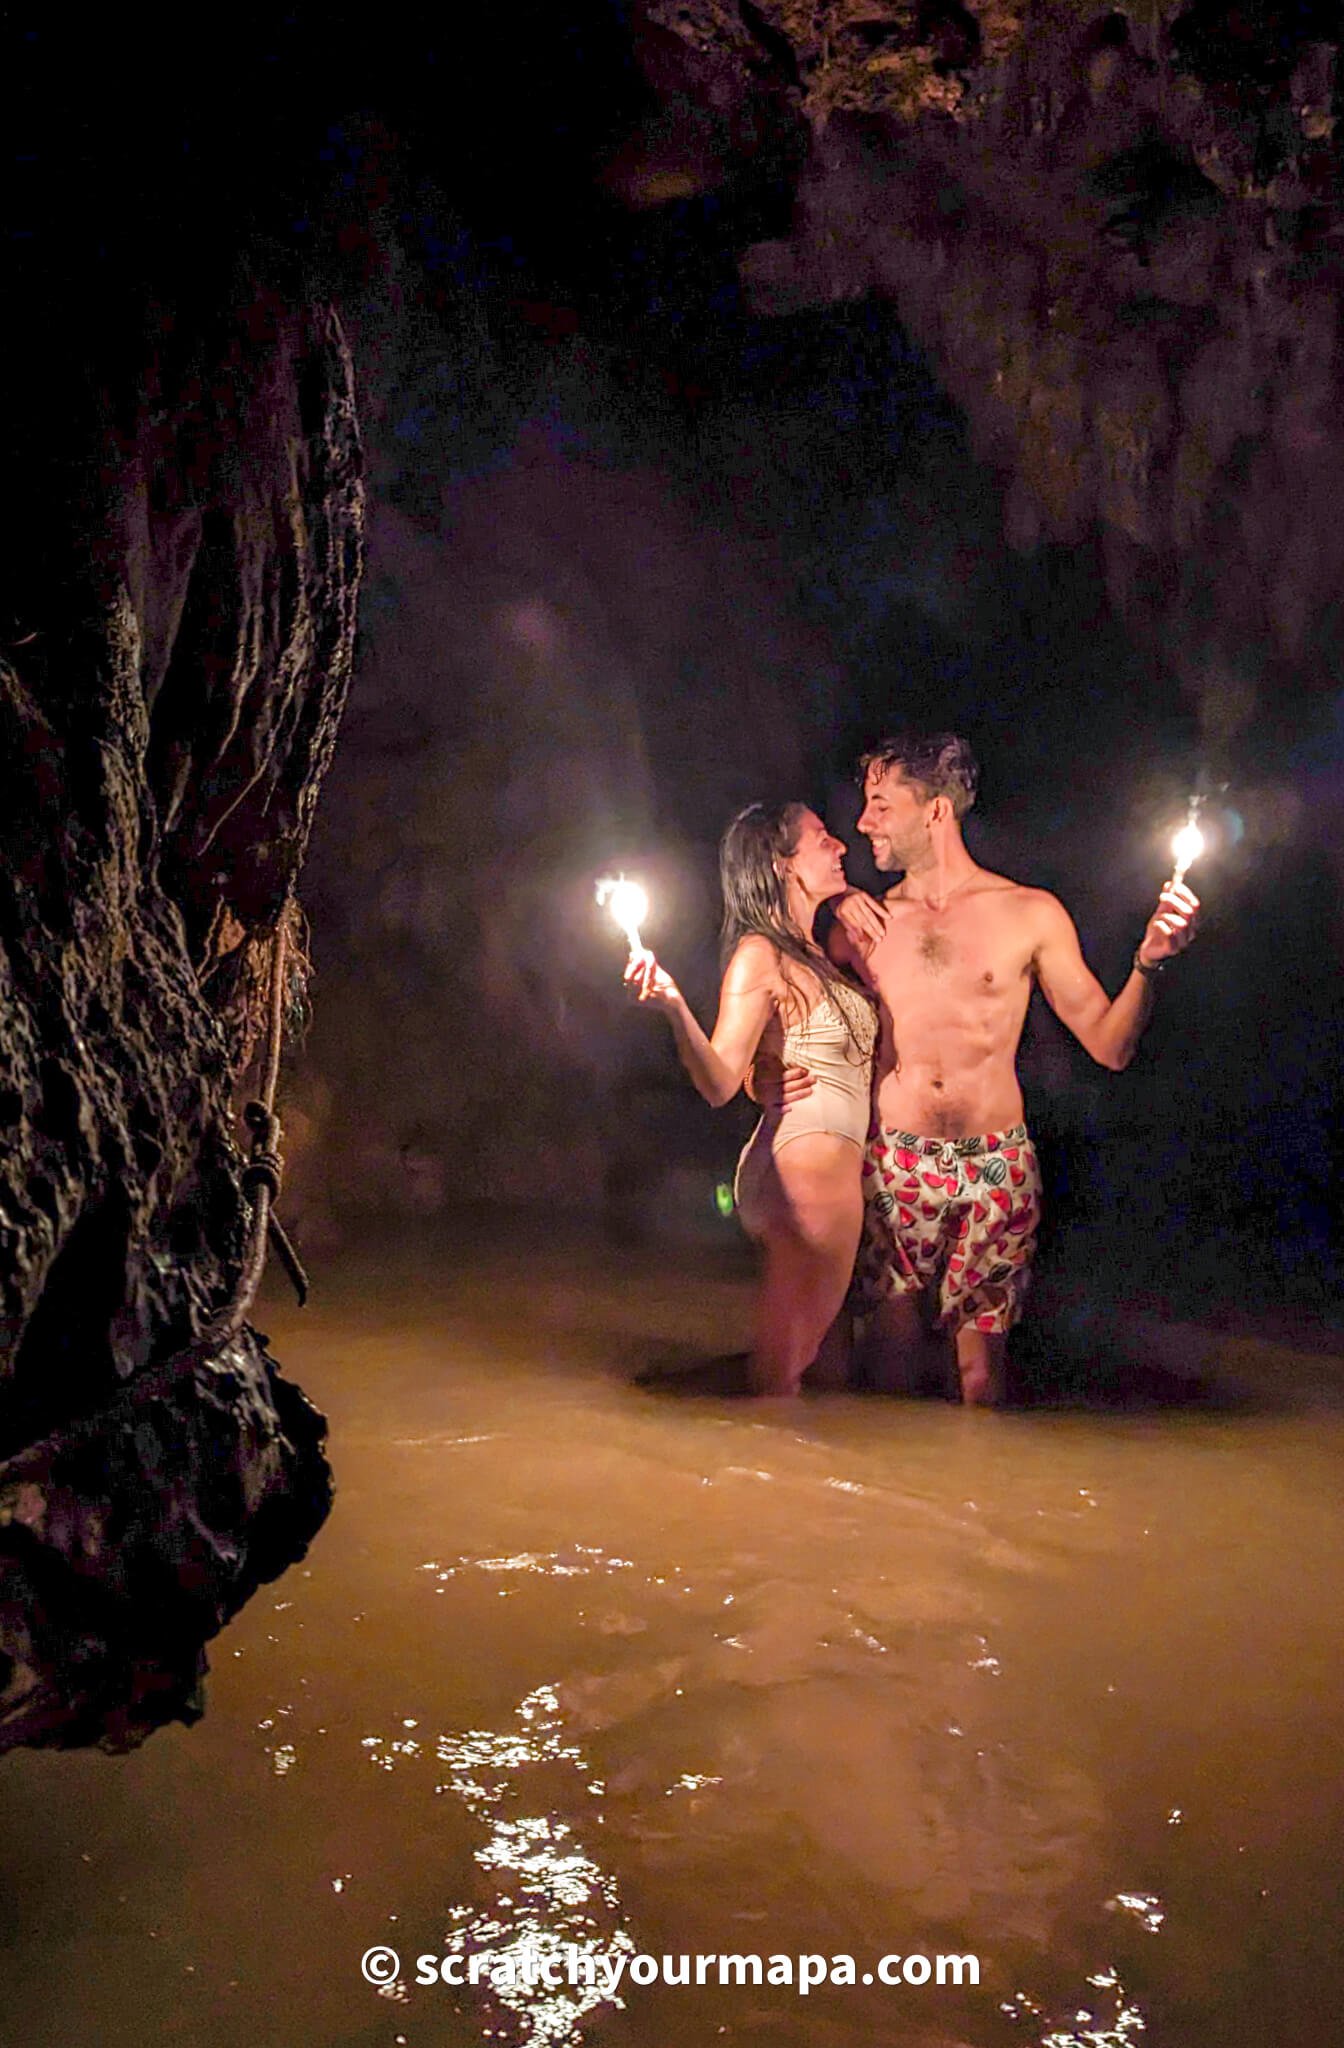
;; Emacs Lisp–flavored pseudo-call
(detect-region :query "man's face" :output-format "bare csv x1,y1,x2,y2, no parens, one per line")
856,765,931,873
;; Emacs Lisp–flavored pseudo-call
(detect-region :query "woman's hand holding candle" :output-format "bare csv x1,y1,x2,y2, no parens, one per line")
623,950,681,1006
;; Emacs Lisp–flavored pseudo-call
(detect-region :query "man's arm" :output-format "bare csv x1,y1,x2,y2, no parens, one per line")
825,922,865,973
1032,883,1199,1072
827,888,889,966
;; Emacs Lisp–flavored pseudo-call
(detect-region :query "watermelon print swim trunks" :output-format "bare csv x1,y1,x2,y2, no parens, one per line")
856,1121,1042,1334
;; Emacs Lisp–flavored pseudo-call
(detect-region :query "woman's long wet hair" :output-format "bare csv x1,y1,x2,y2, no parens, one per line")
718,802,872,1047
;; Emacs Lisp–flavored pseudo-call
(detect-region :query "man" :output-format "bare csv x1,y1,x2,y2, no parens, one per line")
776,734,1199,1405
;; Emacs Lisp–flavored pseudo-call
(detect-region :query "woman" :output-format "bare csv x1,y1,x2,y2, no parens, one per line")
626,802,876,1395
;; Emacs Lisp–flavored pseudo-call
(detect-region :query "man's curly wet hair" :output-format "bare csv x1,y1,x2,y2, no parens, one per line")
858,733,979,819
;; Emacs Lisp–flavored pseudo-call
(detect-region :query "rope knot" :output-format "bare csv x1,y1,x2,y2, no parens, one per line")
241,1151,283,1198
241,1099,283,1198
243,1099,278,1148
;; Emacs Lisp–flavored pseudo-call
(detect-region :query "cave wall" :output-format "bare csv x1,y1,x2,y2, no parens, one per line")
288,396,831,1235
644,0,1344,743
0,274,364,1750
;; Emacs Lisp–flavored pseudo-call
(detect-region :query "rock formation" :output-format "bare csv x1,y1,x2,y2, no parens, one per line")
640,0,1344,744
0,215,363,1744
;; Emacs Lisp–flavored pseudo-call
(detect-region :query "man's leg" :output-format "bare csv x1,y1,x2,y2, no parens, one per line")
857,1293,954,1396
948,1126,1042,1407
855,1122,964,1396
953,1326,1008,1407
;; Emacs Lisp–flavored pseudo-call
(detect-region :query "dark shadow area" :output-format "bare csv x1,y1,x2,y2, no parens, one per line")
1007,1310,1260,1414
629,1318,1265,1412
633,1348,757,1396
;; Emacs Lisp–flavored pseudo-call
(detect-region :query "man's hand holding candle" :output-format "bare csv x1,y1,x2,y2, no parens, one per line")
1134,878,1200,976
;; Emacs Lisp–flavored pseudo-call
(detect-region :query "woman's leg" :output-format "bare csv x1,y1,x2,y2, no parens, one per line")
747,1138,863,1396
804,1309,854,1391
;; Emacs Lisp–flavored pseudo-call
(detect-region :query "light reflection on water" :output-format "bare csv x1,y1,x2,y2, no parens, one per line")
435,1681,635,2044
1004,1965,1148,2046
1,1238,1343,2048
369,1554,648,2042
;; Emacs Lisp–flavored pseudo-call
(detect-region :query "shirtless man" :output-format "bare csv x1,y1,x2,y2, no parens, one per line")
778,734,1200,1406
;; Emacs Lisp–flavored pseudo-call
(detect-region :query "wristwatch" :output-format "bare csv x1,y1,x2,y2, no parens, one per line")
1132,948,1165,978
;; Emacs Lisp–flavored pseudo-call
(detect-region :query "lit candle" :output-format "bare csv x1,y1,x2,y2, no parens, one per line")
596,875,650,961
1169,813,1205,888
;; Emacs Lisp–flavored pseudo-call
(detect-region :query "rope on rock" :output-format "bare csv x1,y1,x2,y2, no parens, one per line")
200,899,310,1351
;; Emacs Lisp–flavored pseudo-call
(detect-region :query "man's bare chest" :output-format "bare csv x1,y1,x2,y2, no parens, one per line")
869,904,1033,1004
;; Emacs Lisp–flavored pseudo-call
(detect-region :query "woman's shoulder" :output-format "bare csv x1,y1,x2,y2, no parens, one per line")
728,932,781,966
723,933,784,993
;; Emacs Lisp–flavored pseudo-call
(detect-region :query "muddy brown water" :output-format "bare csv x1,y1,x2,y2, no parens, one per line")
2,1223,1342,2048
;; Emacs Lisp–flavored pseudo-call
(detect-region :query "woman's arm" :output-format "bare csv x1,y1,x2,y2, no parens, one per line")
626,936,779,1108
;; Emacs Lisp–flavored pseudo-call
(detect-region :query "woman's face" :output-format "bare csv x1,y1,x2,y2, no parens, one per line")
784,808,847,899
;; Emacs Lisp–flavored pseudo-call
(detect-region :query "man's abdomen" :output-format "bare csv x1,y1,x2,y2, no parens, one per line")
869,978,1031,1141
874,1054,1025,1142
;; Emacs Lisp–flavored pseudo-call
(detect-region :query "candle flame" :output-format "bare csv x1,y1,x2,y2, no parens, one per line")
596,875,649,959
1170,820,1205,885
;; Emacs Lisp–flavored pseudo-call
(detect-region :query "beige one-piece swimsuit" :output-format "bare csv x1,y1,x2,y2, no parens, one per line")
733,979,876,1236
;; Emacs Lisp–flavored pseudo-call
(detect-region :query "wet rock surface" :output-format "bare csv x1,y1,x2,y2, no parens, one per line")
0,1334,331,1753
1,237,361,1746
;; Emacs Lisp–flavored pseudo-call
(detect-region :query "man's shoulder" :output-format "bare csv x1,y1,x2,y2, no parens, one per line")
973,869,1056,909
974,874,1071,940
